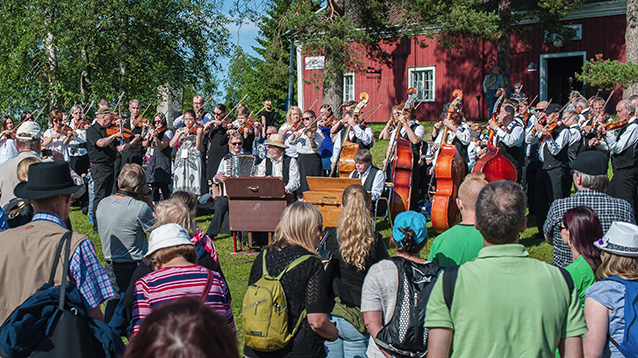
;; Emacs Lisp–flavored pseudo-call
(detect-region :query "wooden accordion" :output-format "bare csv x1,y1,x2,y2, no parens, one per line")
225,155,256,177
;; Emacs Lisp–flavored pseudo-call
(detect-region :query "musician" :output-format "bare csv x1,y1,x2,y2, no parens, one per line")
330,109,374,174
203,104,230,198
86,107,141,232
170,109,204,195
68,105,90,176
378,105,402,141
583,97,607,148
562,110,584,163
0,116,18,166
510,83,526,100
318,105,336,174
173,95,213,129
121,99,145,166
431,110,470,171
287,110,324,194
330,100,358,137
143,113,174,202
487,103,524,182
42,109,72,162
206,132,244,238
595,100,638,216
526,104,571,233
228,105,257,154
255,133,300,195
349,149,384,202
573,97,590,126
279,106,302,159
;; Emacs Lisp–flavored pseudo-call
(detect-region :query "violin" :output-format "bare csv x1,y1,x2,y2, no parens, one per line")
54,124,76,138
601,119,629,134
237,119,257,135
75,117,90,129
2,130,16,139
320,115,336,127
105,124,134,139
132,115,149,128
188,123,204,135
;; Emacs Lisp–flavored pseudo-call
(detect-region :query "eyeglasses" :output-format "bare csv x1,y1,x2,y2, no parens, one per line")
303,117,314,120
560,224,568,231
230,142,242,146
213,112,223,116
193,101,204,105
153,120,162,123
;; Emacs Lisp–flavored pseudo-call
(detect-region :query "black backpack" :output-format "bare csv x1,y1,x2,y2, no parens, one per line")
374,257,441,358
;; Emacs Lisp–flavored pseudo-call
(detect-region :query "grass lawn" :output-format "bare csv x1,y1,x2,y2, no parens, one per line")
70,121,553,350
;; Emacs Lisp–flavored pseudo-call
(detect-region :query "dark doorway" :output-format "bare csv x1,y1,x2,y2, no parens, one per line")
546,56,584,105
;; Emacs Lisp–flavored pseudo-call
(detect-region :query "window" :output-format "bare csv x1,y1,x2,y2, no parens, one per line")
408,66,435,102
343,72,354,102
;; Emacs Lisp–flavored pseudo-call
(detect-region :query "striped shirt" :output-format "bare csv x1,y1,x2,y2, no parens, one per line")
132,264,234,334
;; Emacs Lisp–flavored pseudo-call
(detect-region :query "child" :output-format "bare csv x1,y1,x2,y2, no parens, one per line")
584,222,638,357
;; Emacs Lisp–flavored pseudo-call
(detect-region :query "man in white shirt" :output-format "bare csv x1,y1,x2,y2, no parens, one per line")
331,110,374,175
349,149,384,202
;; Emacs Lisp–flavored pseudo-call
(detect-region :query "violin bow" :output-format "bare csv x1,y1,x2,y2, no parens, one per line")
528,95,538,107
219,93,249,124
83,100,95,118
139,103,152,121
412,93,428,111
32,103,46,123
360,102,383,124
114,92,126,110
307,97,319,112
249,104,267,119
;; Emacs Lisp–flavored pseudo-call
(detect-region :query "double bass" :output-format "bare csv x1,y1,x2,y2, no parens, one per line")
387,87,418,222
471,89,517,182
334,92,369,178
431,90,466,233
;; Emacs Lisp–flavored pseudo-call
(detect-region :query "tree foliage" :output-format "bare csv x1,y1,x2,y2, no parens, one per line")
576,54,638,91
0,0,229,117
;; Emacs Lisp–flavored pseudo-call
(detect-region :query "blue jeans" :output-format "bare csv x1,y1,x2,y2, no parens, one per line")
324,315,369,358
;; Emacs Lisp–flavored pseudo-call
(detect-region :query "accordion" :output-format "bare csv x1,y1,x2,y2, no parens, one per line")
225,155,256,177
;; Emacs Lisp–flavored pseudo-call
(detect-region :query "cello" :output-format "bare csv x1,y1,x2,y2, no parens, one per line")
431,90,467,233
387,87,418,222
333,92,369,178
471,89,517,182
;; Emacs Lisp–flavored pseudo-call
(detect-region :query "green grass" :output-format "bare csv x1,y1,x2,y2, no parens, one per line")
70,121,553,350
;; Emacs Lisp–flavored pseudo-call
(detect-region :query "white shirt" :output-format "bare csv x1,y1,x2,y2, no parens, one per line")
431,122,470,166
331,125,374,164
600,117,638,155
349,165,385,201
255,156,301,193
42,128,70,162
496,118,525,148
526,125,570,162
287,130,324,155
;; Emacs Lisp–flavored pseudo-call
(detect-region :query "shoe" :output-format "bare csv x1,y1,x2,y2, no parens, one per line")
88,217,94,224
93,225,98,234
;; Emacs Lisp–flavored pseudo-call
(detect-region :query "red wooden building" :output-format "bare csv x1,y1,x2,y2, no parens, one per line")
298,0,626,122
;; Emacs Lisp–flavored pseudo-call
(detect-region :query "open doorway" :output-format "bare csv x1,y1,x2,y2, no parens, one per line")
540,52,586,102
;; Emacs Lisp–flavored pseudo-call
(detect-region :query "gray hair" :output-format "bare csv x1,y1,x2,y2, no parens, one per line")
475,181,527,244
624,101,636,115
129,99,140,107
577,171,609,191
573,97,588,109
15,138,40,151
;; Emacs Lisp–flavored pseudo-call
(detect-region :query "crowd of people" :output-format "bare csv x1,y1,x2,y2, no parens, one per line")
0,83,637,358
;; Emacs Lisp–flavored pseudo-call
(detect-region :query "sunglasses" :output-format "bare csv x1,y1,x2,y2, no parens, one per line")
213,112,223,116
230,142,242,146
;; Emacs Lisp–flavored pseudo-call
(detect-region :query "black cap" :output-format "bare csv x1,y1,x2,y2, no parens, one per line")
570,151,609,176
543,103,561,114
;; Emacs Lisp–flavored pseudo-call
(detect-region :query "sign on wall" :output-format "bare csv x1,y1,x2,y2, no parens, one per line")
305,56,325,70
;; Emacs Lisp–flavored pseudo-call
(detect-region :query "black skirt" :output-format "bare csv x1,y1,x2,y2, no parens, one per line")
297,153,323,195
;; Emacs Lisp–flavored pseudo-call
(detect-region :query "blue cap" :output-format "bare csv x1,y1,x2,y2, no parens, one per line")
392,211,428,247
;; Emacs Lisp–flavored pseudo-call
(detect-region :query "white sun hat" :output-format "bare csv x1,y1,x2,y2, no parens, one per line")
594,222,638,257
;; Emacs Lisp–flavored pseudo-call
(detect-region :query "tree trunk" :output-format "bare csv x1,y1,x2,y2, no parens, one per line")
497,0,512,93
626,0,638,98
44,9,58,109
322,48,344,119
80,45,92,103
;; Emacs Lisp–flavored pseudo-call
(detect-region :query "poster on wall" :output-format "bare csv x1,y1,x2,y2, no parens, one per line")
305,56,325,70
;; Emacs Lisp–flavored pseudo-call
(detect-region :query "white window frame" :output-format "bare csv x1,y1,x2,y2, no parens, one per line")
408,66,435,102
343,72,355,103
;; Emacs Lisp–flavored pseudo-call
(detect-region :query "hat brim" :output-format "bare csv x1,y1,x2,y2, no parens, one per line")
594,241,638,257
267,143,289,149
14,182,83,200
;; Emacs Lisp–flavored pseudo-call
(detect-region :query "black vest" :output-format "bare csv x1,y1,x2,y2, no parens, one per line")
340,126,371,150
399,123,423,166
611,122,638,169
542,124,570,170
352,166,380,192
497,119,524,170
265,155,291,186
567,126,585,163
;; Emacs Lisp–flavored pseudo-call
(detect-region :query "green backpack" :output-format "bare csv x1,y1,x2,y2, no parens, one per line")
243,250,313,352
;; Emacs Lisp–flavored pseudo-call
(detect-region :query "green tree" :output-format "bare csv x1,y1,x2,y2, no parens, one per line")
576,54,638,91
223,46,265,119
0,0,229,120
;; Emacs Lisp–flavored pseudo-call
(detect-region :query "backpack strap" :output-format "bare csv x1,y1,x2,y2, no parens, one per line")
276,254,314,280
558,267,575,293
199,270,215,303
442,265,460,311
58,231,73,310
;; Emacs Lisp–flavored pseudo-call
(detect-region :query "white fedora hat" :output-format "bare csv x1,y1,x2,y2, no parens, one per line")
595,222,638,257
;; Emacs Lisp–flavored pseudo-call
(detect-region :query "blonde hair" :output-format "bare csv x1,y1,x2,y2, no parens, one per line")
285,106,302,126
268,201,322,254
149,244,197,270
457,173,488,212
17,156,43,182
337,185,375,271
153,199,196,236
596,251,638,280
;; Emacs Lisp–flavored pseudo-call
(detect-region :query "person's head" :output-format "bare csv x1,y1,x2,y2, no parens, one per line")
125,298,240,358
342,110,355,126
535,100,549,112
573,97,588,113
236,105,250,124
266,133,287,159
562,110,579,126
147,223,197,270
129,99,141,118
341,100,357,114
337,184,374,271
193,95,204,113
595,222,638,280
353,149,372,174
302,110,316,126
17,156,42,182
97,98,110,109
513,83,522,92
228,132,243,154
183,109,196,128
590,97,605,115
15,121,41,153
475,181,527,244
95,107,115,127
153,113,167,130
154,199,196,237
117,163,147,195
170,191,198,220
286,106,302,126
265,126,277,140
70,105,82,121
391,211,428,254
213,104,226,120
518,100,529,114
629,94,638,109
20,111,32,122
264,100,272,110
561,206,603,273
319,104,332,118
491,65,500,74
498,104,515,125
49,109,63,128
268,201,323,253
2,116,14,131
616,100,635,121
391,105,402,120
456,173,488,218
570,151,609,191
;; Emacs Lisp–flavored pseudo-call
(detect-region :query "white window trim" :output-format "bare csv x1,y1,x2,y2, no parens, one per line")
408,66,435,103
343,72,355,102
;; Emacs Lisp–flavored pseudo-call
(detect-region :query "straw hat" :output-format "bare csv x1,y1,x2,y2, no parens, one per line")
266,133,288,149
